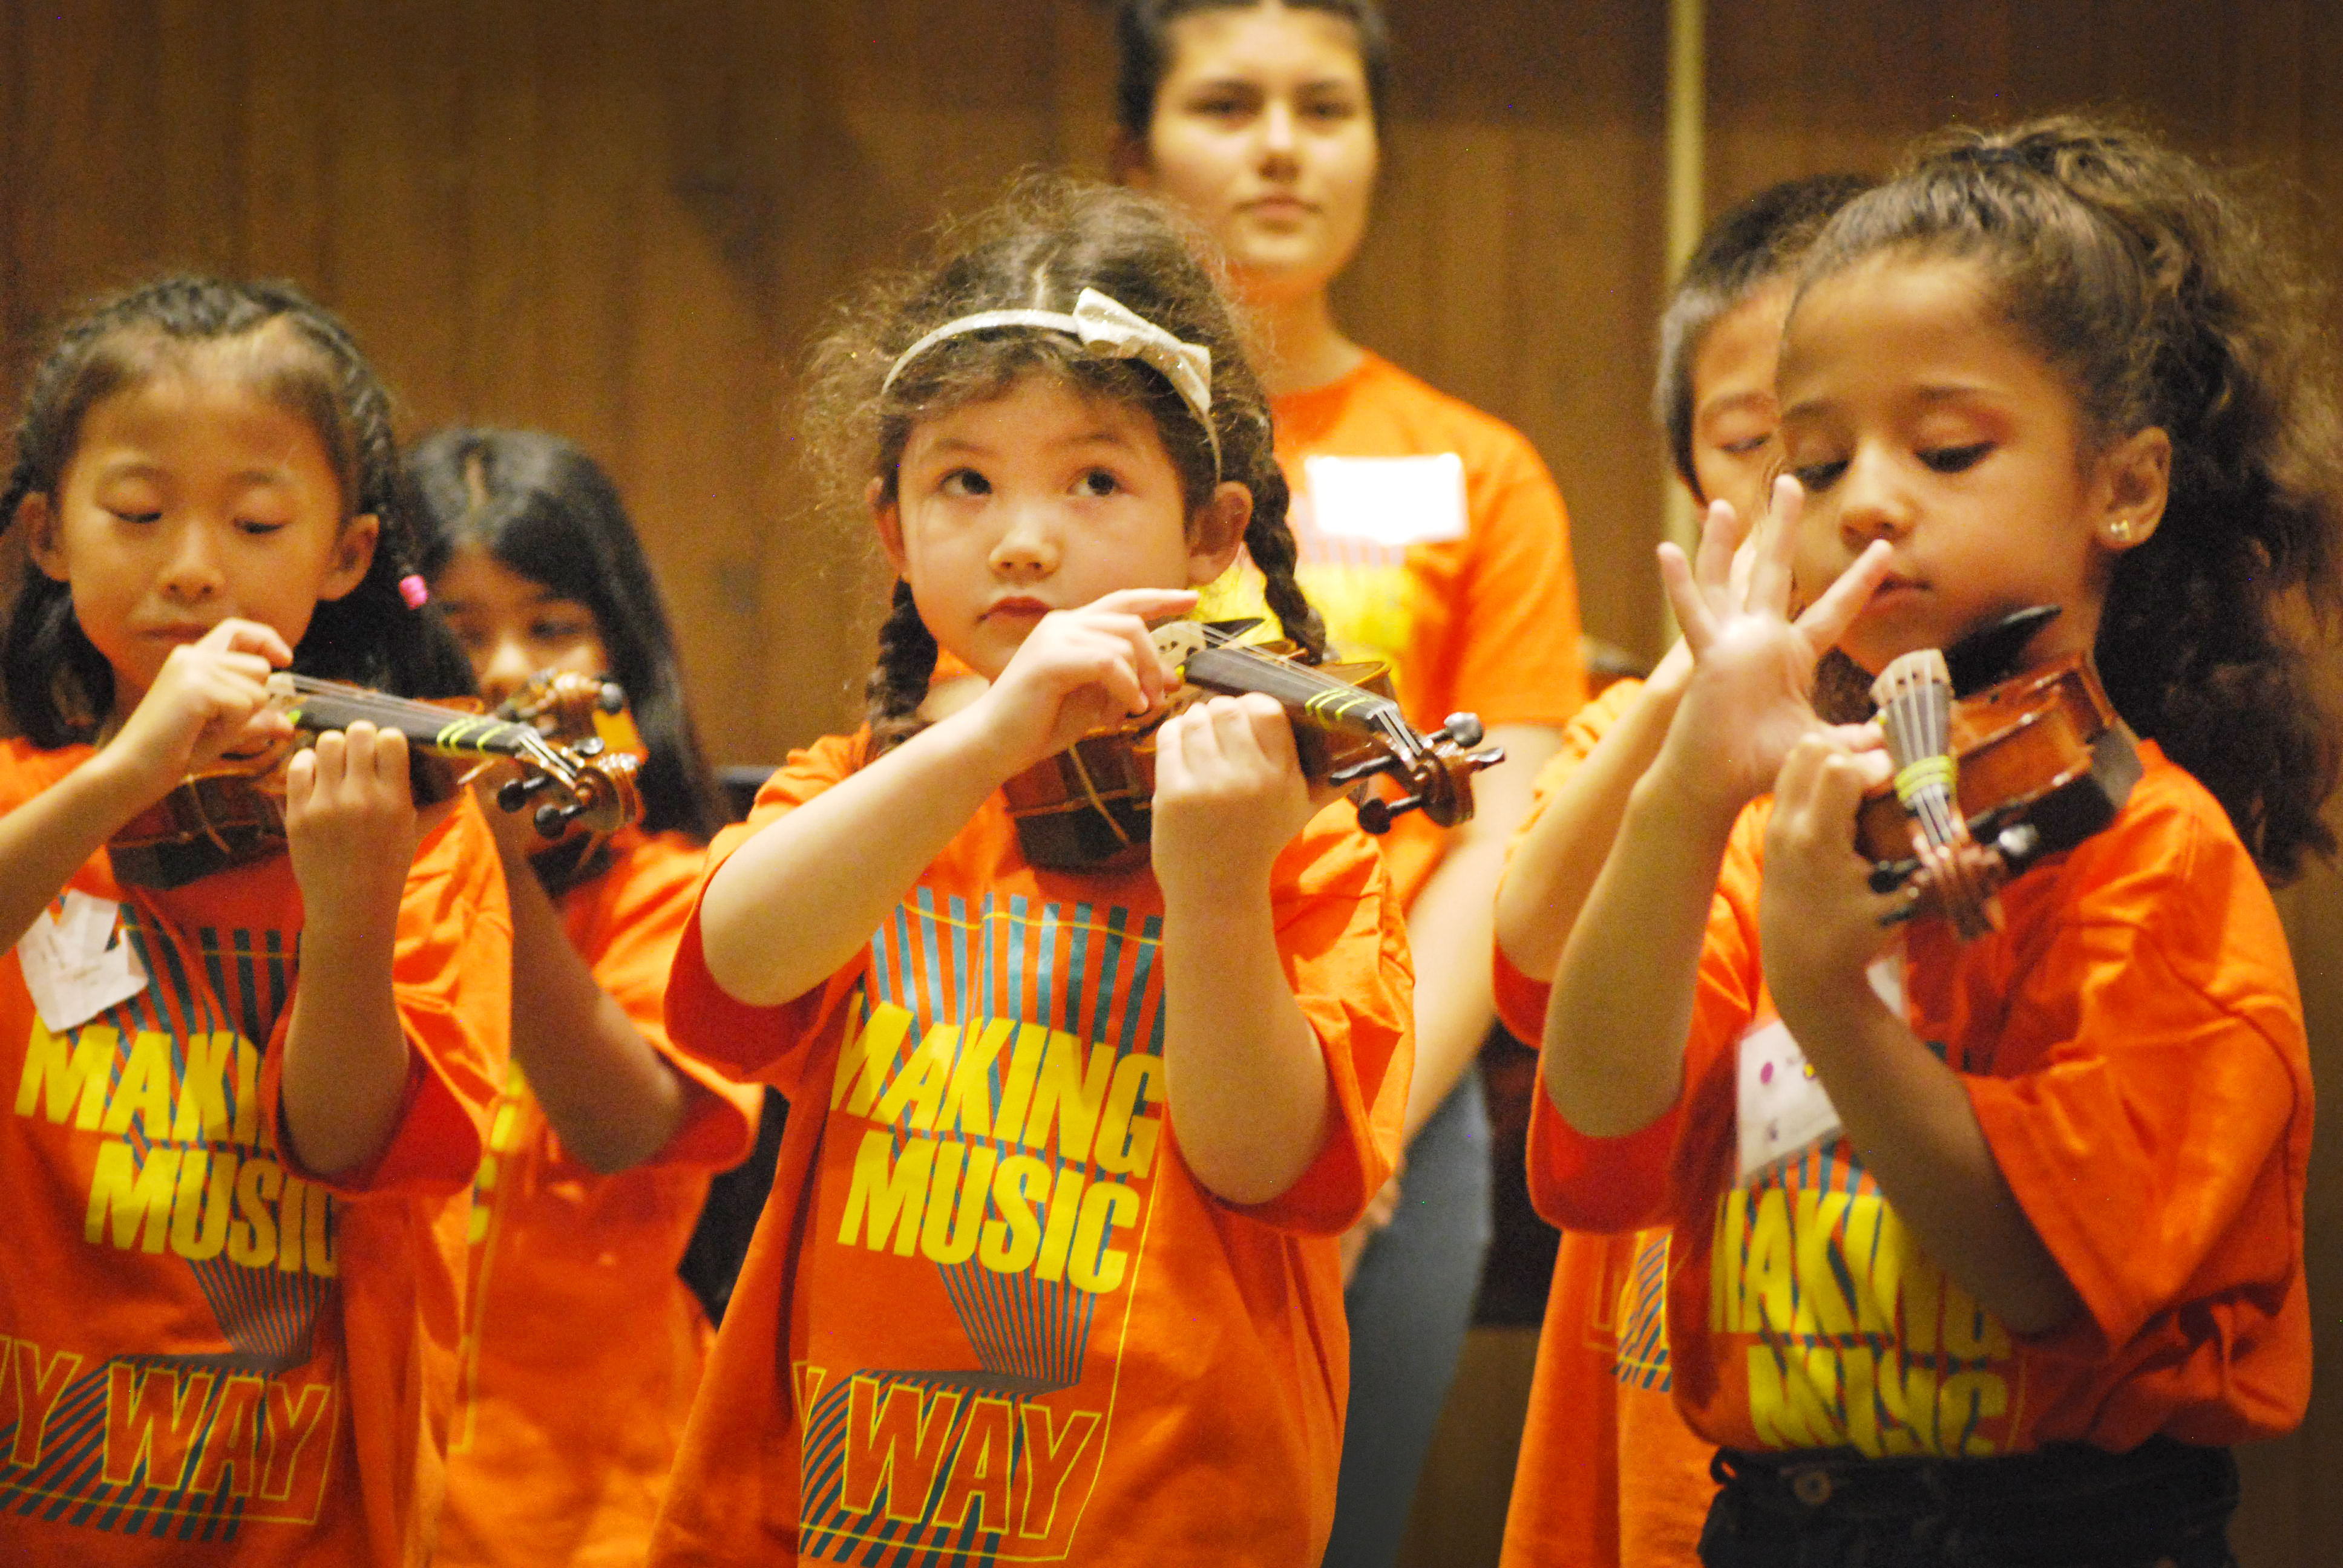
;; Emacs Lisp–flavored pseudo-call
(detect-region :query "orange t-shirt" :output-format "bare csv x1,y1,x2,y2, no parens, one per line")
648,730,1414,1566
436,830,761,1568
1493,678,1712,1568
0,737,512,1567
1527,742,2311,1458
1208,351,1588,909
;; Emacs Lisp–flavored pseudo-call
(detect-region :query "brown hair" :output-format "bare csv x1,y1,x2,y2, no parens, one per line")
1799,115,2343,881
1112,0,1392,145
799,177,1325,753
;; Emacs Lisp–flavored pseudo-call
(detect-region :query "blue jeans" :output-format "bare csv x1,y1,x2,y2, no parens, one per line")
1321,1071,1494,1568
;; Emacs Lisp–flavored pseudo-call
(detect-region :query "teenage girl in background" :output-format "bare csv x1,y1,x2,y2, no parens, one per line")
1109,5,1585,1555
1542,117,2336,1566
0,277,510,1566
1494,174,1872,1568
410,429,761,1568
649,180,1412,1566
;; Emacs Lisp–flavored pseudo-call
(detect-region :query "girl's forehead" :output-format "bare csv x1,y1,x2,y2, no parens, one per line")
1164,3,1367,83
905,371,1168,456
1778,255,2011,385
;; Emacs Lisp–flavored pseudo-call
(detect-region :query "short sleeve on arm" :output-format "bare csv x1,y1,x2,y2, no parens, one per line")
1525,801,1767,1233
269,795,513,1197
1962,799,2308,1359
1231,809,1415,1235
664,732,865,1091
568,833,761,1172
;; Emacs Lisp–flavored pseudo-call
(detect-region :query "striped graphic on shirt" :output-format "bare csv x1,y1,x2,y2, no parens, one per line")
1709,1137,2026,1456
2,900,341,1542
798,889,1164,1566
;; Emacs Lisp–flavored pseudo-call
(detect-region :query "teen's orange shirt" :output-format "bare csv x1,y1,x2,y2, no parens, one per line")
1208,351,1588,910
649,730,1414,1567
436,830,761,1568
1529,743,2311,1458
0,736,512,1567
1492,678,1712,1568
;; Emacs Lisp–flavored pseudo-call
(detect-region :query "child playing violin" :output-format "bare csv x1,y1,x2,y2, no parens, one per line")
1495,172,1873,1568
0,276,510,1566
1540,117,2337,1567
411,428,762,1568
649,180,1414,1566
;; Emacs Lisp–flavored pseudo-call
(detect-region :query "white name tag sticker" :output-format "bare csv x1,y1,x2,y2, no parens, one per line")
1303,454,1469,547
1734,950,1905,1184
16,892,148,1033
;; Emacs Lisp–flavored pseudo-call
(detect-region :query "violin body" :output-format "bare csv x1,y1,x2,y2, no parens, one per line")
108,675,644,890
1860,649,2141,935
1003,621,1503,872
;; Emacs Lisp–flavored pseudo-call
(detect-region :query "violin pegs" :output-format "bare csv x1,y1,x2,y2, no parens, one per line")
498,772,555,812
1357,794,1425,835
534,800,586,838
1467,745,1506,769
1440,712,1486,748
597,681,626,714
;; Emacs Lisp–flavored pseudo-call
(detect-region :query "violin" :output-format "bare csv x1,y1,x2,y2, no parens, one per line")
108,673,644,890
1003,619,1506,871
491,670,651,893
1858,608,2142,939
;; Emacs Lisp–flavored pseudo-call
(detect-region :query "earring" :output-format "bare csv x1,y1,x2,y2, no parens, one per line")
2108,518,2135,543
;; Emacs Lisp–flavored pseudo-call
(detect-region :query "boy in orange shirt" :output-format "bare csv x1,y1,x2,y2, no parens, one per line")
1493,176,1870,1568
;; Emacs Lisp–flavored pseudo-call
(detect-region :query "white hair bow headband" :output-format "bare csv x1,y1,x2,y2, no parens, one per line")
878,287,1222,477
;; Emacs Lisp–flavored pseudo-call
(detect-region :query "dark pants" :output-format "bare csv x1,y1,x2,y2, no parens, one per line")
1699,1439,2238,1568
1320,1072,1493,1568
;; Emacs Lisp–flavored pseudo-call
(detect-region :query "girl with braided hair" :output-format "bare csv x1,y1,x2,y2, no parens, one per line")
650,179,1412,1566
0,275,510,1565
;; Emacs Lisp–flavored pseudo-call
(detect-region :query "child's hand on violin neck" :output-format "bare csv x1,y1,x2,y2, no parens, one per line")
1655,477,1892,823
1760,724,1901,1022
1150,692,1318,904
283,722,419,935
962,587,1196,777
106,619,297,800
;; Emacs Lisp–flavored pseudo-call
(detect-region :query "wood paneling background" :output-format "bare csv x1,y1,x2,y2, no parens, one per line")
1,2,2338,1562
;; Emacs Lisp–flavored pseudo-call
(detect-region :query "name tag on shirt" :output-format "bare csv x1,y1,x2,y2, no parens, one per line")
1303,454,1469,546
1735,948,1905,1183
16,891,148,1033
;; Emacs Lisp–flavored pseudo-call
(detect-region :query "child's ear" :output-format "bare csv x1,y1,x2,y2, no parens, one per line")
869,478,909,577
2094,426,2171,552
18,494,68,582
1186,482,1253,585
319,514,381,601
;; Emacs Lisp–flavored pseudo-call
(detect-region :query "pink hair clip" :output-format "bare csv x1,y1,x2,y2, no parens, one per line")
398,574,430,609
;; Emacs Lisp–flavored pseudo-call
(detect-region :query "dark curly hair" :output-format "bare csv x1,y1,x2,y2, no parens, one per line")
801,177,1325,753
1798,115,2343,881
409,428,732,841
1,275,474,745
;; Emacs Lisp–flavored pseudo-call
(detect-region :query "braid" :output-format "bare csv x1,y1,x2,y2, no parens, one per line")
1242,482,1326,661
866,579,940,753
